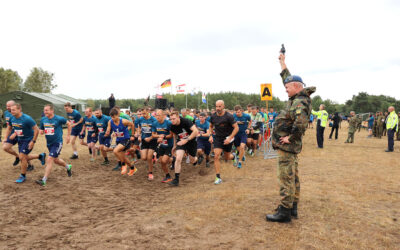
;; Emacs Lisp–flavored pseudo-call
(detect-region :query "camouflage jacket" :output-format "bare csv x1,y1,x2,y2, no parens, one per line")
272,68,316,154
348,116,358,132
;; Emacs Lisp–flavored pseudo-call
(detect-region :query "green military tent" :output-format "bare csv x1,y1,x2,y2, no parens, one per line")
0,91,86,124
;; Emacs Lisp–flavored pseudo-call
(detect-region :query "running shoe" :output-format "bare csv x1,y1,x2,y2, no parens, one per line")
247,149,253,155
161,177,173,183
39,153,46,166
13,157,20,166
232,153,238,166
148,173,154,180
206,161,210,168
15,174,26,183
168,178,179,186
112,164,121,171
27,164,34,171
101,160,110,166
237,162,242,169
121,164,128,175
192,157,198,166
197,155,204,165
242,156,246,162
90,158,95,162
214,177,222,185
70,154,78,160
186,157,190,164
128,167,137,176
36,179,46,186
66,164,72,177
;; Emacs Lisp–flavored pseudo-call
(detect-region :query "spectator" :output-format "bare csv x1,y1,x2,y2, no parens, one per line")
108,93,115,109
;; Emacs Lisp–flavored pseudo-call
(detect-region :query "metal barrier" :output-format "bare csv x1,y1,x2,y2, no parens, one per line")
261,123,278,159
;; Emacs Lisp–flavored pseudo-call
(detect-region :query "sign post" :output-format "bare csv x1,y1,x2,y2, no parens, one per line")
260,83,272,111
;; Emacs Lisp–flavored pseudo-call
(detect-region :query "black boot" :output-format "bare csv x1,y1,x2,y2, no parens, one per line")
266,205,291,223
291,202,298,219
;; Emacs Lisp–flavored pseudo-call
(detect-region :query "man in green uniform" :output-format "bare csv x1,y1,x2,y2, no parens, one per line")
372,112,378,137
377,112,385,138
266,52,315,223
0,108,3,141
345,111,357,143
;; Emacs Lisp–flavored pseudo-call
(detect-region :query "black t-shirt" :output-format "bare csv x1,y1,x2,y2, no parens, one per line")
171,117,195,142
210,111,236,138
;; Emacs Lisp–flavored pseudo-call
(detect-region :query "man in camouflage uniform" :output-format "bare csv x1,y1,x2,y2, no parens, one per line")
266,52,315,223
377,112,385,138
0,108,3,141
345,111,357,143
373,112,379,137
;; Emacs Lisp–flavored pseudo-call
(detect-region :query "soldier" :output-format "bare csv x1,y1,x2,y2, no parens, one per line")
345,111,357,143
377,112,385,138
356,114,362,132
266,52,315,223
383,111,389,136
372,112,378,137
0,107,3,141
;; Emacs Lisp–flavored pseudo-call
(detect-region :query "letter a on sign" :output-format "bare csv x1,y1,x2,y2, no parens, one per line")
260,84,272,101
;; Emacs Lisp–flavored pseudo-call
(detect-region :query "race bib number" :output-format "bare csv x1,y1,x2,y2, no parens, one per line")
44,127,55,135
87,126,94,132
116,132,124,137
142,127,151,134
98,127,104,133
161,139,168,146
178,132,189,139
15,129,23,137
69,120,75,124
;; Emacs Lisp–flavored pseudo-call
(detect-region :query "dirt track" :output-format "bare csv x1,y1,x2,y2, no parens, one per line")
1,125,399,249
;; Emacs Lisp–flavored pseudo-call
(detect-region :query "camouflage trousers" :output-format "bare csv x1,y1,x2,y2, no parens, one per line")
277,150,300,209
377,126,383,138
346,130,355,143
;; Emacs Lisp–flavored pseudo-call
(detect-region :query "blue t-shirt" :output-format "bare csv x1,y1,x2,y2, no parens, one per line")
10,113,36,141
40,115,67,145
233,113,251,134
152,119,173,147
195,120,210,139
268,112,278,124
4,110,14,132
67,109,83,131
368,116,374,128
83,116,98,136
137,116,157,139
309,115,314,122
95,115,111,137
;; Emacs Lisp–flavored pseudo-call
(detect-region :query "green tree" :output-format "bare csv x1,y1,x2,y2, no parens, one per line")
0,68,23,94
23,67,57,93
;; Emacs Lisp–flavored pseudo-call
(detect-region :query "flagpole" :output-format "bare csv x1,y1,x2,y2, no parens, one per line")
186,93,188,109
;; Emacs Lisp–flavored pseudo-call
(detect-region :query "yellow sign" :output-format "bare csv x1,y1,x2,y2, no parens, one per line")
260,84,272,101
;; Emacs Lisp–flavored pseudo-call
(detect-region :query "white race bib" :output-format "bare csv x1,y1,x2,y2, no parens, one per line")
44,127,55,135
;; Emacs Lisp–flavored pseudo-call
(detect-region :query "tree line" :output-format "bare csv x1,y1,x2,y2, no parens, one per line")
0,67,57,94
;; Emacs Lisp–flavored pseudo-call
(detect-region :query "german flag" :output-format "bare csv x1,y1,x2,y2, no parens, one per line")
161,79,171,88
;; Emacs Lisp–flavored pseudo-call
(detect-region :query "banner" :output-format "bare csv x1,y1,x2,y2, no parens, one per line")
202,92,207,103
161,79,171,88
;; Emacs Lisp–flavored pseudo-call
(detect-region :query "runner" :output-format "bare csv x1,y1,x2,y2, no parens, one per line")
112,106,134,170
209,100,238,184
169,111,199,186
233,105,251,169
4,103,46,183
137,107,158,180
94,108,112,165
151,109,173,183
247,106,263,156
64,102,84,159
36,104,72,186
104,108,137,176
80,108,99,161
195,112,211,167
2,100,24,168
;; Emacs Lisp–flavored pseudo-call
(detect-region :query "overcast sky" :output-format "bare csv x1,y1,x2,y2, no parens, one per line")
1,0,399,103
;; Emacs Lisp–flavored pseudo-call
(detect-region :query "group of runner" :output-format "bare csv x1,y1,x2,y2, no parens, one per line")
2,99,277,187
